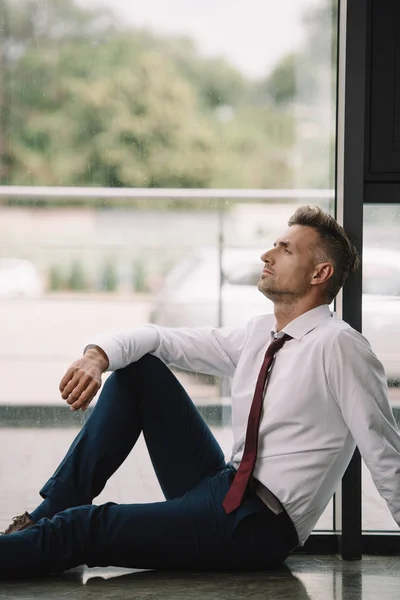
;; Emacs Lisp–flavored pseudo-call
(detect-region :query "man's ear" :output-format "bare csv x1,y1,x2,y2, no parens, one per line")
311,262,334,285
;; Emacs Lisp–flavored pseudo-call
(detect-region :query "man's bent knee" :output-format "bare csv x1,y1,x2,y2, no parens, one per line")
117,354,166,377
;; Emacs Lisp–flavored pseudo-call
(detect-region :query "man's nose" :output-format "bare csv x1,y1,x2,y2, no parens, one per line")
261,249,274,263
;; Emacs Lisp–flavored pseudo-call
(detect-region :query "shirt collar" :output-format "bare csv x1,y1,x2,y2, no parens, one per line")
271,304,333,341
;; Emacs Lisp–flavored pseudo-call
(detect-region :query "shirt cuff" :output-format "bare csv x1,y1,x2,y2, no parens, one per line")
84,325,160,371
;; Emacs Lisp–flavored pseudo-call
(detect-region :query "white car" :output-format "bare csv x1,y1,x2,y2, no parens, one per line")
0,258,43,298
150,246,400,382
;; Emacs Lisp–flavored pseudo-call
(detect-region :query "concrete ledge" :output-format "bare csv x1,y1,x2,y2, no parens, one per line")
0,404,400,429
0,403,232,428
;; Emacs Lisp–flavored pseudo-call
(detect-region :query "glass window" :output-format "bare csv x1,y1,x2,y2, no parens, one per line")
362,205,400,531
363,251,400,296
0,0,338,534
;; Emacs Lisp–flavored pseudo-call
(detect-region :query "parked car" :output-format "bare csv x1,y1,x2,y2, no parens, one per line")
0,258,43,298
149,247,271,328
150,246,400,382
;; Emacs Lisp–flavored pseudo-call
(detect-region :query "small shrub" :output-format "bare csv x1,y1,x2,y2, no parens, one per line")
69,261,87,291
132,258,147,292
101,261,118,292
48,264,66,291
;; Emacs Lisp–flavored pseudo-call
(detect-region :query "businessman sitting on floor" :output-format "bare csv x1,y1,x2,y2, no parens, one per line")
1,205,400,579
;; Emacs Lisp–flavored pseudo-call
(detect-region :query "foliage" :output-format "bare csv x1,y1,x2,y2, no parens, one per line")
49,263,66,290
68,260,87,290
101,260,118,292
132,258,147,292
0,0,337,193
258,2,338,107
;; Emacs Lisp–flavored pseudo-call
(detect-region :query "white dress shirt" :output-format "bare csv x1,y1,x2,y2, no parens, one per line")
88,304,400,545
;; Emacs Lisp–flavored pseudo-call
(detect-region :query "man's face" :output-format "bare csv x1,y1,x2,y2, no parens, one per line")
258,224,323,302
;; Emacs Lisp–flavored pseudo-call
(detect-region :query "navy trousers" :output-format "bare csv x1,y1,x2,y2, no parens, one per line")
0,355,298,579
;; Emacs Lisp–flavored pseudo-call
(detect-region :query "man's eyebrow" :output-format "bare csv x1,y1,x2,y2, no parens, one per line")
273,240,293,249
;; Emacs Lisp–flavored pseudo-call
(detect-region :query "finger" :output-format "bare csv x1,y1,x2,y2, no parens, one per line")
59,367,75,393
70,381,100,412
70,387,97,412
81,397,94,413
61,370,89,400
61,372,81,400
65,375,93,405
81,383,100,411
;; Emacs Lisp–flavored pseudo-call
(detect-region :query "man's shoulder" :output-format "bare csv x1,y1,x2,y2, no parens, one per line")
321,314,373,354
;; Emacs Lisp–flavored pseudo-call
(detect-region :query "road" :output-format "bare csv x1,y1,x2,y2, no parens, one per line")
0,295,219,405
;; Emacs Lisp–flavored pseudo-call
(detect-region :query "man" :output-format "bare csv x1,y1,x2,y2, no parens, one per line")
1,205,400,579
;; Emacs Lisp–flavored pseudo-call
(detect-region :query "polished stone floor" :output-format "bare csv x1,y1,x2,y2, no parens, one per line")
0,556,398,599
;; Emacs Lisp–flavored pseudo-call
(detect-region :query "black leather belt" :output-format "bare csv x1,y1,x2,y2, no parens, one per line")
249,478,284,515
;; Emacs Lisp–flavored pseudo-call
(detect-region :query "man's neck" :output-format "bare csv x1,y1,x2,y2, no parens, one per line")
273,300,326,332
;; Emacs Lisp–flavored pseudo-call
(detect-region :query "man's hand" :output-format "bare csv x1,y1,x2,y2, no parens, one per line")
59,346,109,412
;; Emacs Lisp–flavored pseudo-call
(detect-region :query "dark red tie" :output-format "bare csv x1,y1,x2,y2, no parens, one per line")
222,333,292,514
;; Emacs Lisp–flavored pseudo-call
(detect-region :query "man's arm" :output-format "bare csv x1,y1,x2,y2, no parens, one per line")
60,322,248,412
87,323,248,377
327,327,400,528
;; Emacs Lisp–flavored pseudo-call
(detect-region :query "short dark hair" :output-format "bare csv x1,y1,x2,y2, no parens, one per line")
288,205,360,303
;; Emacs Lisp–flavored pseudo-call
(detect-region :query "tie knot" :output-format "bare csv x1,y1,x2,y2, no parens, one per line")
268,333,292,355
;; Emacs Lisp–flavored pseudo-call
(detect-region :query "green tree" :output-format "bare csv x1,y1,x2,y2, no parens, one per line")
11,41,219,187
0,0,336,191
254,0,338,188
257,1,337,108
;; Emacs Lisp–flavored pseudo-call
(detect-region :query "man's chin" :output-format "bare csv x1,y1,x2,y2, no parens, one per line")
258,283,290,303
258,283,274,299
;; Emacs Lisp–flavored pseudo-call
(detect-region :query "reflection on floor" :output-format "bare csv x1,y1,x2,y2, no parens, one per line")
0,556,399,600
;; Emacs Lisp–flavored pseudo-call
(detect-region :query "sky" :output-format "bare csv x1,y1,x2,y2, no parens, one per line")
76,0,321,79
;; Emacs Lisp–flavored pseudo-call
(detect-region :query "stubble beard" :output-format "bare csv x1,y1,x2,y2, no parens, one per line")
258,278,297,304
258,278,279,301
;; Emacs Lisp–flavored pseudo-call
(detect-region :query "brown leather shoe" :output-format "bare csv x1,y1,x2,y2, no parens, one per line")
3,511,34,535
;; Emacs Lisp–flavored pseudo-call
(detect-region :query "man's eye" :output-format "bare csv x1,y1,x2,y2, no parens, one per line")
284,248,290,254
